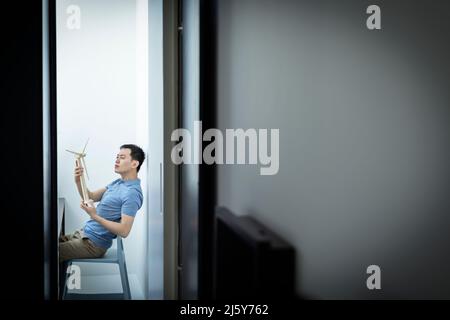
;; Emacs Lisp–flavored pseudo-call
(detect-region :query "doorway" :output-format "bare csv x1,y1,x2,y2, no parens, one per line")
52,0,165,299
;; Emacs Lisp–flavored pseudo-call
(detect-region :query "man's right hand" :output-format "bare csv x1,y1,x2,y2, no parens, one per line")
74,160,84,183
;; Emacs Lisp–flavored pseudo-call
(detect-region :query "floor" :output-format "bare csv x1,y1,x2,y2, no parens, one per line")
66,273,145,300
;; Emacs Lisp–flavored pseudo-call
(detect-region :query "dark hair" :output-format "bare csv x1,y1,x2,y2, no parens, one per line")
120,144,145,172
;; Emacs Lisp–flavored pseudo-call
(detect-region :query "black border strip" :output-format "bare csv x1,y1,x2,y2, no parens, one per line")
198,0,218,300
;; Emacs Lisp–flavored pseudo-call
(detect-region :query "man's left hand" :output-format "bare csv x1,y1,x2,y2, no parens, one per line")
80,200,97,219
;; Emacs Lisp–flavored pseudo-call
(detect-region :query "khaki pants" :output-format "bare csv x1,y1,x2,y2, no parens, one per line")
59,229,107,263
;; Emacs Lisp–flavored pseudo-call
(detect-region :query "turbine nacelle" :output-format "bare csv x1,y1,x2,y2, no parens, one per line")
66,138,90,180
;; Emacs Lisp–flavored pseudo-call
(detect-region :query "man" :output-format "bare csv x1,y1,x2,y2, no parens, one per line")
59,144,145,262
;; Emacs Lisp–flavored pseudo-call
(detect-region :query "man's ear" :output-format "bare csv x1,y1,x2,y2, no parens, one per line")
132,160,139,170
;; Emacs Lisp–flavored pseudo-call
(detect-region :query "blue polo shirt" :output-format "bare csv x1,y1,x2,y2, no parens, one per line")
83,178,143,249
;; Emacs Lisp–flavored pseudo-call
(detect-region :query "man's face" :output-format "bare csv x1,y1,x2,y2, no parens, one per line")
114,148,138,174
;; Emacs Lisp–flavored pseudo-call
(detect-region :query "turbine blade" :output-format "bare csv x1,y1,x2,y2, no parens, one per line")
82,138,90,154
66,149,80,155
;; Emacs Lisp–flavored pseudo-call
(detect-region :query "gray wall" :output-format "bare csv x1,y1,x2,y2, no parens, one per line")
216,0,450,299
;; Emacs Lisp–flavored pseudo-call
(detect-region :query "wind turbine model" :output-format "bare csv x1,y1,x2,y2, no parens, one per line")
66,139,91,205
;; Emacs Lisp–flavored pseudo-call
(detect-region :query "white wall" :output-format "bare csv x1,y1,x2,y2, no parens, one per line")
217,0,450,299
56,0,148,299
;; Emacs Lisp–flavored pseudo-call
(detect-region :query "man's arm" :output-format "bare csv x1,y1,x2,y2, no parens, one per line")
80,201,134,238
74,162,106,202
92,214,134,238
75,183,106,202
88,188,107,202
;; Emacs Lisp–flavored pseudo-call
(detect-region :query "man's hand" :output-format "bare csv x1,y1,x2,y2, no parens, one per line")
74,160,84,183
80,200,97,219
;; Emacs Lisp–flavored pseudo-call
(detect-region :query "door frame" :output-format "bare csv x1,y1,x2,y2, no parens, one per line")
163,0,180,300
42,0,58,300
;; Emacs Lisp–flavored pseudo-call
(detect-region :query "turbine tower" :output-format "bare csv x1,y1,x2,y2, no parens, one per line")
66,139,90,204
